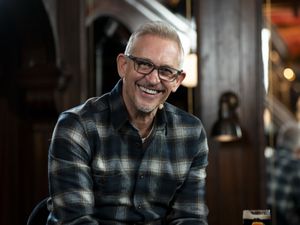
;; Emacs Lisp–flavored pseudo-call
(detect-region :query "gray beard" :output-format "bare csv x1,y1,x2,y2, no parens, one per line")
137,105,155,114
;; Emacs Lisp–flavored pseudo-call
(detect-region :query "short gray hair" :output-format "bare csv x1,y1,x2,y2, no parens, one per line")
124,21,184,66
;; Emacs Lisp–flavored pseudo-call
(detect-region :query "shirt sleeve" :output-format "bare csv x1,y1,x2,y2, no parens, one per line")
166,127,209,225
47,112,98,225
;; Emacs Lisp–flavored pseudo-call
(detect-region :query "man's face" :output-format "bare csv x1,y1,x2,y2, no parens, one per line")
117,34,185,116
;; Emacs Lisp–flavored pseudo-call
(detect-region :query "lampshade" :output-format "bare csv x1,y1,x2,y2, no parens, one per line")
211,92,243,142
181,53,198,88
211,118,242,142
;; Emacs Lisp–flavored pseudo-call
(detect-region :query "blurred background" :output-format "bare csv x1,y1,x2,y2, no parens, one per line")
0,0,299,224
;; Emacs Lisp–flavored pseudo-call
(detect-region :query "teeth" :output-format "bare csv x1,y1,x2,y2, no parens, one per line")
139,86,158,95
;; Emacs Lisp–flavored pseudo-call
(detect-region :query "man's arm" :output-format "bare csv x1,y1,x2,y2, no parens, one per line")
166,128,209,225
47,112,98,225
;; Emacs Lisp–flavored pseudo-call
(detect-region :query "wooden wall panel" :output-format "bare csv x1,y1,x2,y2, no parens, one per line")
0,1,59,225
54,0,84,110
194,0,266,224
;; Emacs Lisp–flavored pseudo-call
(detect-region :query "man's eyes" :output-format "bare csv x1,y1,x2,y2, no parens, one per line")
137,60,153,68
135,59,175,75
159,67,174,75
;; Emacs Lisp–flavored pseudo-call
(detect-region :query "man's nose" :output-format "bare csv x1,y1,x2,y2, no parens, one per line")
145,68,161,84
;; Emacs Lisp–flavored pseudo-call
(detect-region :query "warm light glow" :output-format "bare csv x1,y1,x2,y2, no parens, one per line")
263,108,272,127
283,67,296,81
213,134,240,142
261,28,270,92
270,50,279,63
264,146,274,158
181,53,198,88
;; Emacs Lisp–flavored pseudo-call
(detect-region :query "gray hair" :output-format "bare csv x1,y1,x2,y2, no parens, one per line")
124,21,184,66
277,122,300,152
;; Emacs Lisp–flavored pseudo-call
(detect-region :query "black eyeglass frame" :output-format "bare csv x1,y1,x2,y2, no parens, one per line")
125,54,183,82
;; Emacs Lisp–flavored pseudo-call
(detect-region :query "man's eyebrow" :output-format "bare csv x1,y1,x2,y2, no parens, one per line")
137,57,153,63
137,56,175,68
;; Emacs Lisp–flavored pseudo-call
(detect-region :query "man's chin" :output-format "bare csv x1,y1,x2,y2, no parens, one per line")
137,105,158,114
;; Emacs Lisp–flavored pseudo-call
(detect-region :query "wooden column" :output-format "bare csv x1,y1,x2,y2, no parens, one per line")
44,0,88,111
194,0,266,224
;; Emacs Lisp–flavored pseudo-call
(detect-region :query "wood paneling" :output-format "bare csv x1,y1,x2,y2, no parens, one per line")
194,0,266,224
0,1,58,224
54,0,85,110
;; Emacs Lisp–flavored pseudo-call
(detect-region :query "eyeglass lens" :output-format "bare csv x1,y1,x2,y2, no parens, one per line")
128,55,181,81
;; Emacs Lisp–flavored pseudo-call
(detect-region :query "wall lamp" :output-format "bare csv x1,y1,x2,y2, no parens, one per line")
211,91,242,142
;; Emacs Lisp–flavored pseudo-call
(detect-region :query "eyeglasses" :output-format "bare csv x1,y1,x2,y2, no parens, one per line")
126,55,183,82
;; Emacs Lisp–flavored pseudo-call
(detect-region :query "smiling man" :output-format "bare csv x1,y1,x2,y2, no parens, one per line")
47,21,209,225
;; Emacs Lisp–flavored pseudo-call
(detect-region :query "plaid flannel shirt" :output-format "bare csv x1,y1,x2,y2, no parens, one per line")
266,147,300,225
47,80,209,225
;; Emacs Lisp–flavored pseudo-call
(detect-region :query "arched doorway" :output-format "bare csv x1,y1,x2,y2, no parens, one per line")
87,16,131,96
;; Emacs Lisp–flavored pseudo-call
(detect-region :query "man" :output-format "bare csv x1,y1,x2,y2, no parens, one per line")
266,123,300,225
47,20,209,225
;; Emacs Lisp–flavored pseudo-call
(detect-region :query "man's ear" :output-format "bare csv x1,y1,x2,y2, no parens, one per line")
171,72,186,92
116,54,127,78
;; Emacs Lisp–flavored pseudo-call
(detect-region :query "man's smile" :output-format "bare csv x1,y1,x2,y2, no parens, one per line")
138,84,163,95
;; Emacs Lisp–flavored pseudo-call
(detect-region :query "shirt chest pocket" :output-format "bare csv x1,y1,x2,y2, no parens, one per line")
92,173,130,195
148,176,184,202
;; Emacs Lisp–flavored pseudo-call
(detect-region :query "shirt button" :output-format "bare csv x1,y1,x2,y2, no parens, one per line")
137,204,142,209
135,142,142,147
139,174,144,179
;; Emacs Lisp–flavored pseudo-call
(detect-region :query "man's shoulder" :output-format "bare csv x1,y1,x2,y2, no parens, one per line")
164,102,201,125
163,103,208,152
64,94,110,118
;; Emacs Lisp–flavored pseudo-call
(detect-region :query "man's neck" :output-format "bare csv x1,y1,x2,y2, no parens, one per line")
130,114,155,138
